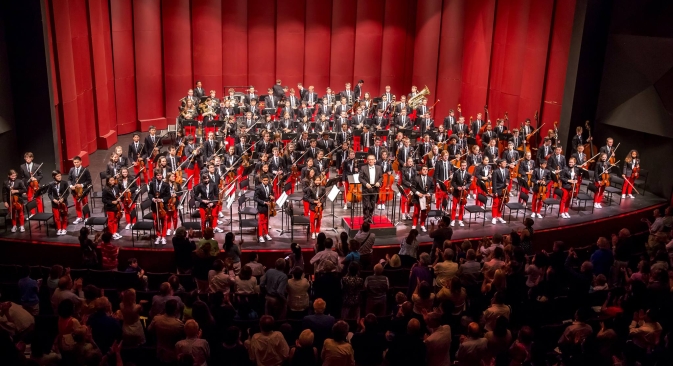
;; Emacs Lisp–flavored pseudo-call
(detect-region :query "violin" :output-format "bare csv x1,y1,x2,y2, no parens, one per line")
459,185,469,205
537,179,547,200
632,162,640,179
28,163,43,191
268,198,277,217
601,170,611,187
156,193,167,219
137,143,146,168
176,142,185,158
204,206,214,224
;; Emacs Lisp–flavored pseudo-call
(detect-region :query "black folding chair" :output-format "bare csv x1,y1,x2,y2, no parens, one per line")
25,200,53,237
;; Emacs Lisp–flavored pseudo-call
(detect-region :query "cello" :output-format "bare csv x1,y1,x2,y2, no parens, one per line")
379,171,395,203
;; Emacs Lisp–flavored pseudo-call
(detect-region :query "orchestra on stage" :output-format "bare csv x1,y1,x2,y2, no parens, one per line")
3,79,642,244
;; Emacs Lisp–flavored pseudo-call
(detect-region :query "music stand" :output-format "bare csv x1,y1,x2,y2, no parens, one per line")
325,176,342,232
436,180,451,213
394,183,407,226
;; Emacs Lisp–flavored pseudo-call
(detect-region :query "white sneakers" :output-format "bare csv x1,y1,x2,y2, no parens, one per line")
73,217,82,224
420,226,427,232
562,213,571,219
125,224,132,230
459,221,465,227
259,236,266,243
531,213,536,218
450,220,455,227
498,217,506,224
594,203,603,209
311,233,316,239
11,226,26,233
265,234,273,241
344,205,348,210
411,225,416,230
491,218,497,225
537,213,543,219
112,233,122,240
166,229,172,236
491,217,506,224
628,194,635,199
218,212,225,218
161,237,166,245
621,194,626,199
11,226,17,233
155,236,166,245
214,227,224,233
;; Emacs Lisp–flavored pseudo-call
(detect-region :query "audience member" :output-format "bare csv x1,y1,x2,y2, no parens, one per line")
235,265,259,295
118,288,145,347
302,299,336,353
99,232,118,270
399,229,420,267
310,238,339,273
364,263,389,316
289,329,318,366
351,314,387,366
386,318,426,366
456,322,488,365
287,267,310,318
148,299,185,363
150,282,185,318
434,248,459,286
262,258,288,320
172,227,196,274
17,265,40,315
341,262,365,320
354,222,376,269
321,320,355,366
223,232,243,275
246,315,289,366
175,319,210,366
424,311,452,366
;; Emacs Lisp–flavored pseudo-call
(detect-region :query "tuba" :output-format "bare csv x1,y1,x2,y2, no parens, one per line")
408,85,430,109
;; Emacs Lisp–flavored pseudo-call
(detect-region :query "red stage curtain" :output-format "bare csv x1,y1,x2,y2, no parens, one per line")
162,0,192,120
88,0,116,149
192,0,222,101
412,0,443,112
303,0,332,93
435,0,466,120
353,0,385,97
110,0,137,135
329,0,357,92
247,0,276,93
276,0,305,91
380,0,415,98
222,0,248,88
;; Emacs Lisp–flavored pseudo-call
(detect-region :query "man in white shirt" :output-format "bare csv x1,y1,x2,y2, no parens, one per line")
358,155,383,223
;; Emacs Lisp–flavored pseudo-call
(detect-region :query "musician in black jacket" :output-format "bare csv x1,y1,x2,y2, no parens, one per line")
410,165,434,232
303,176,326,239
452,116,469,135
102,176,122,240
129,133,147,185
303,85,319,108
315,115,330,134
400,157,417,220
116,167,138,230
4,169,26,232
193,172,218,233
359,155,383,224
593,153,610,209
20,152,43,213
48,170,70,235
560,157,580,219
443,110,456,131
530,159,551,218
68,157,91,225
491,159,509,224
253,175,274,243
144,126,161,181
434,151,455,211
450,161,472,227
547,145,566,172
474,156,492,207
517,151,535,195
537,138,553,163
622,149,640,199
149,169,170,245
571,126,591,153
341,149,358,210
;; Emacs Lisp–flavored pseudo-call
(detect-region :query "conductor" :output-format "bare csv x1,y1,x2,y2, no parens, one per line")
358,155,383,223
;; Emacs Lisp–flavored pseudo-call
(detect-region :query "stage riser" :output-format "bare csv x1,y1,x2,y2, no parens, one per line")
342,219,397,238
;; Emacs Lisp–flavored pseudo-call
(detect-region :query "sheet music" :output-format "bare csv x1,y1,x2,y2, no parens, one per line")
226,193,236,209
328,185,340,202
351,174,360,184
420,196,427,211
276,192,288,207
226,183,236,197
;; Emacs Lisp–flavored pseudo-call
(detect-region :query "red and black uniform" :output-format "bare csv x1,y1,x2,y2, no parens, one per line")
128,141,147,185
253,182,273,238
342,158,357,205
531,167,551,214
144,134,162,181
433,159,454,210
411,174,434,227
166,182,182,232
102,185,120,234
4,179,26,227
68,167,91,220
48,180,70,231
622,159,639,196
20,163,43,213
269,155,286,198
184,143,203,188
117,177,138,226
400,166,416,215
473,164,491,207
594,161,611,204
491,167,509,219
303,183,326,235
194,180,219,232
148,178,170,237
450,169,471,221
560,166,580,214
517,159,535,195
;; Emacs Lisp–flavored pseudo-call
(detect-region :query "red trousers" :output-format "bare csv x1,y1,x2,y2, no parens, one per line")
10,205,25,227
435,185,448,210
309,210,322,234
106,211,119,234
134,164,148,186
451,196,465,221
123,204,137,225
594,183,605,203
353,136,361,151
560,188,571,214
153,213,167,237
184,167,200,189
621,176,635,195
75,196,88,219
258,212,269,236
199,207,217,232
27,186,43,214
303,201,310,216
166,210,178,231
531,192,544,213
412,203,428,226
343,181,349,204
401,190,410,214
492,196,502,218
52,208,68,230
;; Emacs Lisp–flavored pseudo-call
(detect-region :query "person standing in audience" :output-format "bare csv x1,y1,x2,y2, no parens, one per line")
321,320,355,366
175,319,210,366
149,299,185,364
262,258,288,320
246,315,289,366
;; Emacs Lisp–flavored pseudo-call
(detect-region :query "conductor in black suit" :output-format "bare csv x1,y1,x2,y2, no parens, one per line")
358,155,383,223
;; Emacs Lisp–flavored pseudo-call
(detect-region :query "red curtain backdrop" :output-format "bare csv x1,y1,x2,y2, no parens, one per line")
45,0,576,169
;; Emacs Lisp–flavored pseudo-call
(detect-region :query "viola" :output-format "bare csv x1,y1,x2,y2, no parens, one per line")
175,170,184,185
11,194,22,213
459,186,468,205
268,200,277,217
167,195,176,212
123,190,133,208
156,193,167,219
601,171,611,187
57,201,68,218
537,180,547,200
176,142,185,158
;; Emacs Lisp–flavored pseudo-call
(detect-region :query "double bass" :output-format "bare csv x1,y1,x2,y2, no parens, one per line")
583,121,598,168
